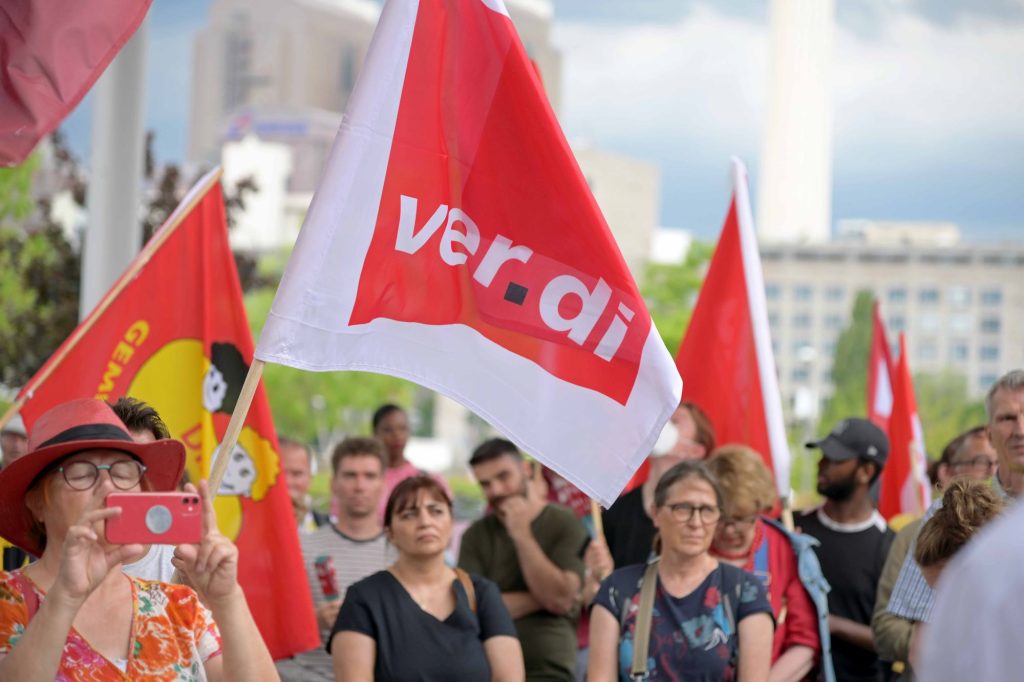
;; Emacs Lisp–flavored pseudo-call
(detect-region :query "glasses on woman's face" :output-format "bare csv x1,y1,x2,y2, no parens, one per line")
663,501,720,525
951,456,998,474
719,513,759,532
57,460,146,491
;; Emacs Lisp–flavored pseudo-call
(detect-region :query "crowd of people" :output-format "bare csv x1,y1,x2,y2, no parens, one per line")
0,368,1022,681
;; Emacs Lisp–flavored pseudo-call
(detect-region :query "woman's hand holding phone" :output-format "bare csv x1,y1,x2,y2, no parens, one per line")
171,480,240,607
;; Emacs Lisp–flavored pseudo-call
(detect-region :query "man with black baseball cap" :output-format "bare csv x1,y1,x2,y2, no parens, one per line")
797,418,895,682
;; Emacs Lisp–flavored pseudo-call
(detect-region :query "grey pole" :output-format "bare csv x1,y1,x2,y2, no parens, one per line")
79,19,149,320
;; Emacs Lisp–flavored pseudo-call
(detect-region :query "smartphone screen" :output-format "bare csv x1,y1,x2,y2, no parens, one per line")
105,492,203,545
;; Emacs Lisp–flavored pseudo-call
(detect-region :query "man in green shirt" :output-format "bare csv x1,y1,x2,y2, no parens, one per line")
459,438,588,681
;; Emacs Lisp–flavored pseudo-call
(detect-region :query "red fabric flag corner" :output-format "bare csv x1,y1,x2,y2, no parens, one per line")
867,301,895,432
674,160,791,497
880,334,931,520
0,0,151,166
18,170,319,659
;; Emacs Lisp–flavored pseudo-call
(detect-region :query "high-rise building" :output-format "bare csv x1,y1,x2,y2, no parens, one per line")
757,0,835,244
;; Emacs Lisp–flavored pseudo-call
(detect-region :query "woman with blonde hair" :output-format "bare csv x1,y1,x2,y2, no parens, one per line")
707,444,834,682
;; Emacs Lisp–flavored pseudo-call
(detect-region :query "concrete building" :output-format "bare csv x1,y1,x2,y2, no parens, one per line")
573,144,660,278
757,0,835,244
761,224,1024,418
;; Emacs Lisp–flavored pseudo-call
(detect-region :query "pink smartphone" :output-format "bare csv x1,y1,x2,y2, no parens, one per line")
105,492,203,545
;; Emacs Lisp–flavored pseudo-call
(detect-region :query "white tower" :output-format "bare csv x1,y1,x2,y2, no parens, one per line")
757,0,835,244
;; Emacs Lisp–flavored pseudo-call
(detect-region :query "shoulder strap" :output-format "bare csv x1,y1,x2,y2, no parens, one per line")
630,559,660,680
11,570,39,621
454,567,476,614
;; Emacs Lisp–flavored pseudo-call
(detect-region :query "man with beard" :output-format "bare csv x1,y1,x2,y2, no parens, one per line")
798,418,894,682
281,437,396,681
459,438,588,681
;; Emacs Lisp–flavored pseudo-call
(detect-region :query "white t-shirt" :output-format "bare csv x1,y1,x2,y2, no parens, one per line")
918,499,1024,681
122,543,177,582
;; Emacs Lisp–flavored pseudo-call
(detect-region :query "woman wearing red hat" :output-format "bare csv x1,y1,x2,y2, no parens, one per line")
0,398,279,681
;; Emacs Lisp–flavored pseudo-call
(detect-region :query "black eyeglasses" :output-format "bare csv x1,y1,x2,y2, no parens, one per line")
663,502,721,525
57,460,147,491
951,456,998,472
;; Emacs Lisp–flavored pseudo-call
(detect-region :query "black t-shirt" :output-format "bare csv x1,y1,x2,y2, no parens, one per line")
329,570,516,681
602,487,656,568
797,508,894,682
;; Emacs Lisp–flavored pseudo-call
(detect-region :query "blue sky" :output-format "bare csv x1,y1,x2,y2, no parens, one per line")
64,0,1024,241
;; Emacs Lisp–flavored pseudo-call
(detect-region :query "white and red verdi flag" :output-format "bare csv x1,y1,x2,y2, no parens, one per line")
867,300,896,432
879,334,931,519
254,0,681,506
673,160,791,497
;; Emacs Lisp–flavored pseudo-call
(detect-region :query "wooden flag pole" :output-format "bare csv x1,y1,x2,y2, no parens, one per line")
207,359,265,493
590,499,605,542
0,168,223,434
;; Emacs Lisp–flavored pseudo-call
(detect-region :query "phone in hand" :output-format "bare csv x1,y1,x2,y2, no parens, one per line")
104,492,203,545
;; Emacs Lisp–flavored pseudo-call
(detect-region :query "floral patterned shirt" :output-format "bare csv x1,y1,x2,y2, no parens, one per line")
593,562,772,681
0,570,222,681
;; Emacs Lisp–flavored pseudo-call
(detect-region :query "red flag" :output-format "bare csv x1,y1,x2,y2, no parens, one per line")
880,334,931,520
0,0,151,166
674,160,791,496
254,0,681,506
867,301,895,431
18,170,319,659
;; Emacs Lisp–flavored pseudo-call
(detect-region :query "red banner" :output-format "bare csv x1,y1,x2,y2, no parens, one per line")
18,171,319,659
0,0,151,165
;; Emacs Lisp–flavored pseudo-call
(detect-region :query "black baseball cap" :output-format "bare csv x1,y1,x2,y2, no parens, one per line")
806,418,889,468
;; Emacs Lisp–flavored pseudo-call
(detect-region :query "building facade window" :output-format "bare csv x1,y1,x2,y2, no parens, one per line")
888,316,906,332
949,342,968,362
793,313,812,329
980,345,1000,362
888,288,907,304
980,374,999,392
918,288,940,304
981,288,1003,305
980,317,1001,334
825,314,843,330
948,286,971,308
794,285,813,302
825,286,844,302
766,284,781,301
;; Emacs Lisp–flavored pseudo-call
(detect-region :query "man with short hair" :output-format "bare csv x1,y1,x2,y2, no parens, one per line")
279,436,329,532
985,368,1024,498
281,437,396,681
798,418,895,682
0,413,28,468
458,438,588,681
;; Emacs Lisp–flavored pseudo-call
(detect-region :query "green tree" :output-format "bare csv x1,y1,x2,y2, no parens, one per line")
820,290,874,429
0,154,81,387
914,370,986,460
641,240,714,353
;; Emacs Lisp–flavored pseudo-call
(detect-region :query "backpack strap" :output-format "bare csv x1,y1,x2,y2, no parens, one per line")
454,567,476,614
11,570,39,621
630,559,660,681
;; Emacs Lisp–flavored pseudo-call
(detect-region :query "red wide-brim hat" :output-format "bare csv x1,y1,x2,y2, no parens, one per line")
0,398,185,556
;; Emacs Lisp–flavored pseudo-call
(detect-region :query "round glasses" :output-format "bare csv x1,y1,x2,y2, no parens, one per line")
663,501,721,525
57,460,147,491
719,514,759,532
950,456,998,473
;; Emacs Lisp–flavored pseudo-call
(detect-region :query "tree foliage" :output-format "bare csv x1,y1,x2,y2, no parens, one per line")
821,289,986,460
819,290,874,429
0,153,81,387
640,239,714,354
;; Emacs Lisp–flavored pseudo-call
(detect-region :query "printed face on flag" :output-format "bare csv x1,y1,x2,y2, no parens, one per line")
347,2,648,405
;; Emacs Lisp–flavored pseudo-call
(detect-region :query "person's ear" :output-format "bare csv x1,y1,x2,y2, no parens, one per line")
857,461,877,485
